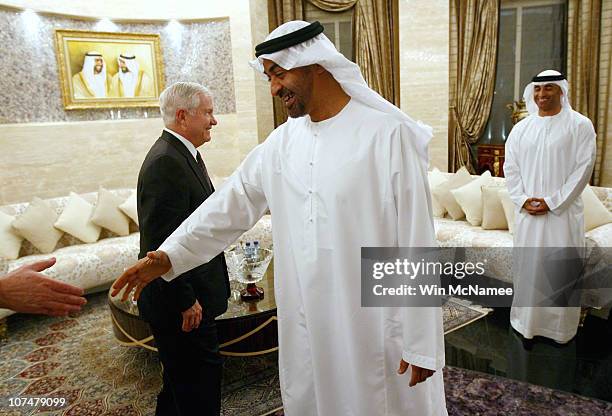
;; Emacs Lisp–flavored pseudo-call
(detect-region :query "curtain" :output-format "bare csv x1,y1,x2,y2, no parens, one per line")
267,0,399,127
567,0,609,186
448,0,499,172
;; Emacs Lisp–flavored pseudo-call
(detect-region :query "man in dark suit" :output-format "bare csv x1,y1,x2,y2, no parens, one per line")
137,82,230,416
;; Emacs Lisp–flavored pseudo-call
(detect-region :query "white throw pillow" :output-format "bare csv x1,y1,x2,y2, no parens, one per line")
582,185,612,231
481,186,508,230
54,192,101,243
428,168,448,218
118,192,138,226
0,211,23,259
431,166,473,220
91,188,131,236
12,197,64,253
498,189,515,234
450,171,493,226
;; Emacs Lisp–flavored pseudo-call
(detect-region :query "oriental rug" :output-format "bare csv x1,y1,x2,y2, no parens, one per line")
9,294,600,416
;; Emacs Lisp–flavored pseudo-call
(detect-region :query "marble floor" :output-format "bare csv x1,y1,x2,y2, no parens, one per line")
445,307,612,403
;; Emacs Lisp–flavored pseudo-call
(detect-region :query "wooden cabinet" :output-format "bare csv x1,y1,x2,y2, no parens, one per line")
477,144,505,177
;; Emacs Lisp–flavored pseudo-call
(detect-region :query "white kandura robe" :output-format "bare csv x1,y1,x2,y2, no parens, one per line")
160,99,447,415
504,108,596,343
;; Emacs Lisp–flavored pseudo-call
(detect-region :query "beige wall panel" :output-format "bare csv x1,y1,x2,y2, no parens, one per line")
0,115,240,205
399,0,449,171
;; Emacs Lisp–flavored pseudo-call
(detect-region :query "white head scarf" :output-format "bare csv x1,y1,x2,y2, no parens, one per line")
117,53,140,97
522,69,571,115
82,52,107,98
249,20,433,168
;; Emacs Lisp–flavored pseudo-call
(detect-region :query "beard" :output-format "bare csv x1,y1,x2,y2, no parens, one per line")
121,67,129,73
279,87,307,118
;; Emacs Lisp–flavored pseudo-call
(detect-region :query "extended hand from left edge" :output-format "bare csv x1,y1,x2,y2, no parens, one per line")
397,359,435,387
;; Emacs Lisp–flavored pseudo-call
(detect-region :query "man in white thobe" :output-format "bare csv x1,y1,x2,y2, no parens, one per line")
109,53,155,98
71,51,110,98
113,21,447,415
504,69,596,343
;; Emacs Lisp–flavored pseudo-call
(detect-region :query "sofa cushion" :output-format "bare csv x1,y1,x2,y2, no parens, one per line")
451,171,493,226
481,186,509,230
91,188,131,236
12,197,64,254
6,233,140,293
498,189,515,234
0,210,23,260
428,168,448,218
54,192,101,244
432,166,473,220
118,191,139,226
583,185,612,231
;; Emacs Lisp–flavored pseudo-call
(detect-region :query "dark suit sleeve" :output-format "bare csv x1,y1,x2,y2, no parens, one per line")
139,155,197,313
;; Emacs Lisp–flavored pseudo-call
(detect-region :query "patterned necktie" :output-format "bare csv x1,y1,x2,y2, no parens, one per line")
196,151,214,191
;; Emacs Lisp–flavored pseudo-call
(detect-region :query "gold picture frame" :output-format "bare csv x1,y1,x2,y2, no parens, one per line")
54,29,165,109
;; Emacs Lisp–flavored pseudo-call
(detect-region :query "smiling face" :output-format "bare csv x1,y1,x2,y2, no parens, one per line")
93,57,104,74
180,93,217,147
118,59,129,73
263,59,314,118
534,83,562,113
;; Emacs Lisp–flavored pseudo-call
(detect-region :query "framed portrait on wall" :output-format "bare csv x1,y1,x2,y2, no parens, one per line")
54,29,165,109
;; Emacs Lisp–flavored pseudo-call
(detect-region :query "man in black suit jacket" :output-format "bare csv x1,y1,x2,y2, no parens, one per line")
137,82,230,416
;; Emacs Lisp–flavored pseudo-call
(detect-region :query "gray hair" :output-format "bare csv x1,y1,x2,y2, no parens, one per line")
159,82,211,126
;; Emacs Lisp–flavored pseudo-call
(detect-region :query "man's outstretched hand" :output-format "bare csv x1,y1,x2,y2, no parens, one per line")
397,359,435,387
111,250,172,301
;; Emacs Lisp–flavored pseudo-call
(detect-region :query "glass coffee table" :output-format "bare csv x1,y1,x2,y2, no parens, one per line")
108,259,277,357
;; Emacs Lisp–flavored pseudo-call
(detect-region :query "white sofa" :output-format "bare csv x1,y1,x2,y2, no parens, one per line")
0,189,139,319
432,174,612,286
0,187,273,321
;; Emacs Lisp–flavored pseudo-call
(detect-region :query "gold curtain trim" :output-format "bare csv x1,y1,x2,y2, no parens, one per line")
308,0,357,12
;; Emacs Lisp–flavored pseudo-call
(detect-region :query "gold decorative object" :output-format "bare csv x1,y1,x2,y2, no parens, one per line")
506,99,529,125
54,29,165,110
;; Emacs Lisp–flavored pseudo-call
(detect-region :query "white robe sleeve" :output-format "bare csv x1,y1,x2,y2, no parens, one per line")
503,125,529,210
392,123,445,371
158,142,269,281
543,120,596,213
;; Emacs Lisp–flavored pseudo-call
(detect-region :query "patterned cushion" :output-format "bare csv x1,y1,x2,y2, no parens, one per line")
2,189,135,257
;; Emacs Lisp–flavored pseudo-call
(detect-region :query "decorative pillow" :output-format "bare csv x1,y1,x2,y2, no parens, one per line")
91,188,131,236
428,168,448,218
498,189,515,234
118,191,138,226
450,171,493,226
12,197,64,253
431,166,473,220
481,186,508,230
0,211,23,259
54,192,101,243
582,185,612,231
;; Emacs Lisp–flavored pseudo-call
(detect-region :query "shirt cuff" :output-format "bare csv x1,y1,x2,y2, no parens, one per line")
158,243,179,282
402,350,444,372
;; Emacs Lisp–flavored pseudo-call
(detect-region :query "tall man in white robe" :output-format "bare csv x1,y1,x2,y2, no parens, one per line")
504,70,596,343
113,21,447,415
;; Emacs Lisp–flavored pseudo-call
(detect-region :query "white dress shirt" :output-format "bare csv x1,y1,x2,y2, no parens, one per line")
164,127,198,160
